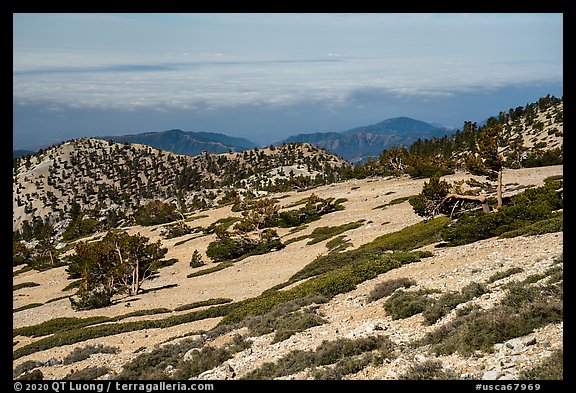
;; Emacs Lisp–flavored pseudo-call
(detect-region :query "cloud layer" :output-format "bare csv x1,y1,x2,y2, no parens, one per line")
13,13,563,149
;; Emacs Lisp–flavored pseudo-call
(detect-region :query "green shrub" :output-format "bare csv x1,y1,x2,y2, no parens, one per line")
242,335,395,380
164,224,193,239
276,195,345,228
422,282,488,325
14,303,236,360
519,349,563,380
174,298,232,312
206,229,284,262
271,310,327,343
63,344,119,365
290,217,448,283
312,354,373,380
441,183,563,246
325,235,353,253
398,359,458,380
499,214,562,238
62,279,82,292
383,289,439,320
187,262,233,278
221,251,425,326
14,303,44,313
486,267,524,284
367,278,417,302
14,316,112,338
15,369,44,380
70,287,112,311
306,220,364,245
13,360,43,379
133,200,181,226
418,280,563,355
116,337,205,380
63,366,111,380
205,237,249,261
13,282,40,291
190,250,205,268
173,344,241,379
204,217,242,234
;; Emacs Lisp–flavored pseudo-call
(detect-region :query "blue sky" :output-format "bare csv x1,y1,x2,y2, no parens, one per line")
13,13,563,150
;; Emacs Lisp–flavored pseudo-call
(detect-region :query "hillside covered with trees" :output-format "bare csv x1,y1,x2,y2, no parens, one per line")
349,95,563,179
13,141,349,240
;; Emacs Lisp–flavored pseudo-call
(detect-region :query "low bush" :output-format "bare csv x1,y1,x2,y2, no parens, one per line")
312,354,373,380
164,224,193,239
422,282,488,325
270,310,327,343
325,235,353,253
242,335,395,380
174,298,232,312
13,360,43,379
187,262,233,278
63,366,111,380
205,229,284,262
367,278,417,302
383,289,439,320
63,344,119,365
133,200,181,226
14,316,112,338
117,334,250,380
305,220,364,245
221,250,425,326
289,217,447,284
189,250,205,268
13,282,40,291
70,287,112,311
418,279,562,355
486,267,524,284
519,349,563,380
398,359,458,380
116,337,205,380
14,303,237,360
15,369,43,380
441,182,563,246
499,214,562,238
173,335,251,379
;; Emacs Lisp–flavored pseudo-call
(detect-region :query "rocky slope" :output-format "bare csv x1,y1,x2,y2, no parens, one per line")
13,165,563,380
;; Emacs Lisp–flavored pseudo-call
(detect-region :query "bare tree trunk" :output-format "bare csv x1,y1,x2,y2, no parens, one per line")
443,193,490,214
132,258,140,296
496,170,503,209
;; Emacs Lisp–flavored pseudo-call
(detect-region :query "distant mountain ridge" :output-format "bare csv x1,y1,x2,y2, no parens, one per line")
13,150,35,158
278,117,452,162
101,129,258,156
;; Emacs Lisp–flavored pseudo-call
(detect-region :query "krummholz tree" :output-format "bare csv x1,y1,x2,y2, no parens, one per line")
475,123,505,209
441,123,504,214
67,231,167,310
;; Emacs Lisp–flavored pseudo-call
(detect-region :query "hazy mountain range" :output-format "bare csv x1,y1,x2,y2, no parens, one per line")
13,117,451,162
278,117,452,162
101,129,258,156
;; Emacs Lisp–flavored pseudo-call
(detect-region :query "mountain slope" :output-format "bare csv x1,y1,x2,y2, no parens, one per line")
277,117,450,163
12,165,563,380
102,129,258,156
12,139,348,233
341,116,446,136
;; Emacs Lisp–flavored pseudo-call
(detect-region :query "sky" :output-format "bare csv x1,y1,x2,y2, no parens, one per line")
13,13,563,150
